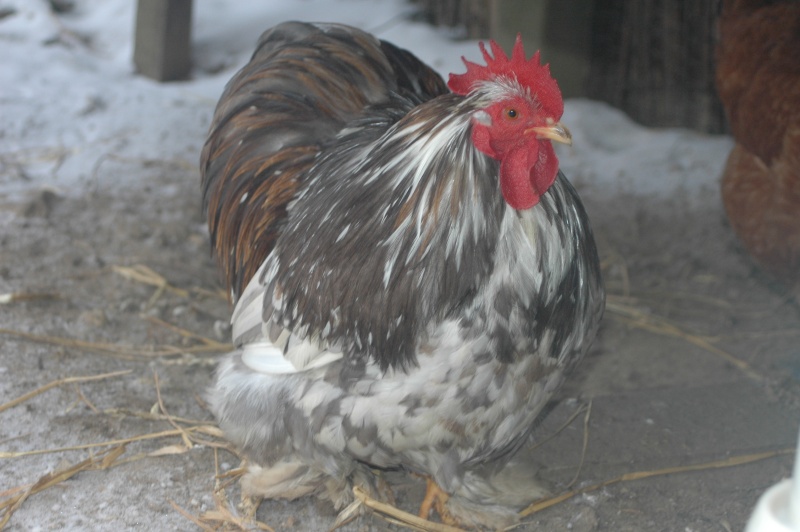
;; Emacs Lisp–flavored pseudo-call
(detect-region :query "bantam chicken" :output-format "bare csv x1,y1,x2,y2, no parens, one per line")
201,21,604,529
716,0,800,298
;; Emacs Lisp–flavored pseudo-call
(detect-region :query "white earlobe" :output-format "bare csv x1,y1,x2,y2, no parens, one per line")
473,110,492,126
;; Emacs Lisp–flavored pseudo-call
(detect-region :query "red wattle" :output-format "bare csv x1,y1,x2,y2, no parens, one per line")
499,142,559,210
499,146,540,210
474,126,560,211
531,142,559,197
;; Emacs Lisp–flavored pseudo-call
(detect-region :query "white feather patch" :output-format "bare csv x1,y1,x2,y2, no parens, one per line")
473,110,492,126
241,342,298,374
240,340,344,375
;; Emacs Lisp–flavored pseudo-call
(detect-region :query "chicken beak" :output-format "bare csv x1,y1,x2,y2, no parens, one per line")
527,121,573,146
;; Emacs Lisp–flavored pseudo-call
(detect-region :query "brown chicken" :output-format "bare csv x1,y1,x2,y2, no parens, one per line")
716,0,800,297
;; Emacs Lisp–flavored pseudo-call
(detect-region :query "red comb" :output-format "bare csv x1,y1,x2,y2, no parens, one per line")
448,34,564,119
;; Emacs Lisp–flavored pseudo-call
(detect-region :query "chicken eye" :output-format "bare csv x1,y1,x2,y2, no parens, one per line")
505,108,518,120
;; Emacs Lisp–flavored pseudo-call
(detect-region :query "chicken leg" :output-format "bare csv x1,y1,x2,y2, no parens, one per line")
418,476,459,526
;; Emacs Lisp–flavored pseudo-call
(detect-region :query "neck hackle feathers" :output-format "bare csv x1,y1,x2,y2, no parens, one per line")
447,34,564,120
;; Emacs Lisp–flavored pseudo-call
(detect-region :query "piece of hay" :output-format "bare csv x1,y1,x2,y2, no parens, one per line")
566,400,592,490
0,327,229,360
0,292,60,304
113,264,189,298
168,499,216,532
0,445,126,527
153,370,194,450
0,426,223,459
605,296,763,382
518,447,795,519
144,314,229,349
0,370,131,414
349,485,464,532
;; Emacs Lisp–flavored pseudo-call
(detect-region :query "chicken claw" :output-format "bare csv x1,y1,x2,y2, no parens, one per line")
419,477,457,525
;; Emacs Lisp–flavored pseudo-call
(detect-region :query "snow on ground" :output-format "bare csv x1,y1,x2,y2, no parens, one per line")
0,0,478,198
557,100,732,207
0,0,733,201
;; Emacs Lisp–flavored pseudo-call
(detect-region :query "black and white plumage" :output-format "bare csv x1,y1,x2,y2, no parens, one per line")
202,21,604,529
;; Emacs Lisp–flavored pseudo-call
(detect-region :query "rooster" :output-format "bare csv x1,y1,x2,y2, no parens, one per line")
201,21,604,529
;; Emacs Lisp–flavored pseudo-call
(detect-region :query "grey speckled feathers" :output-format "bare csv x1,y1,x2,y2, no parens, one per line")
201,21,604,530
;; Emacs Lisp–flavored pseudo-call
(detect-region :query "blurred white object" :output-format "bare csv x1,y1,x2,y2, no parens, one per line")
746,428,800,532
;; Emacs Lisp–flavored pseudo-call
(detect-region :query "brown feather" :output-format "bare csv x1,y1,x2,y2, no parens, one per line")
200,22,447,299
716,1,800,293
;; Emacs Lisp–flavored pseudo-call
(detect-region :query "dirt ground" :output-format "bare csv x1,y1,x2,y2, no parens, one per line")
1,152,799,531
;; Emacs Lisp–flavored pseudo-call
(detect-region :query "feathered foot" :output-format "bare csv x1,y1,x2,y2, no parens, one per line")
420,457,553,530
331,468,395,529
237,493,262,523
242,458,326,501
243,455,402,530
417,476,518,530
418,476,457,525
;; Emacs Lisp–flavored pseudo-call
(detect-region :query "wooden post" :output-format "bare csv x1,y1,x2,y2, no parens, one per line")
413,0,725,132
133,0,193,81
586,0,725,133
412,0,594,98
